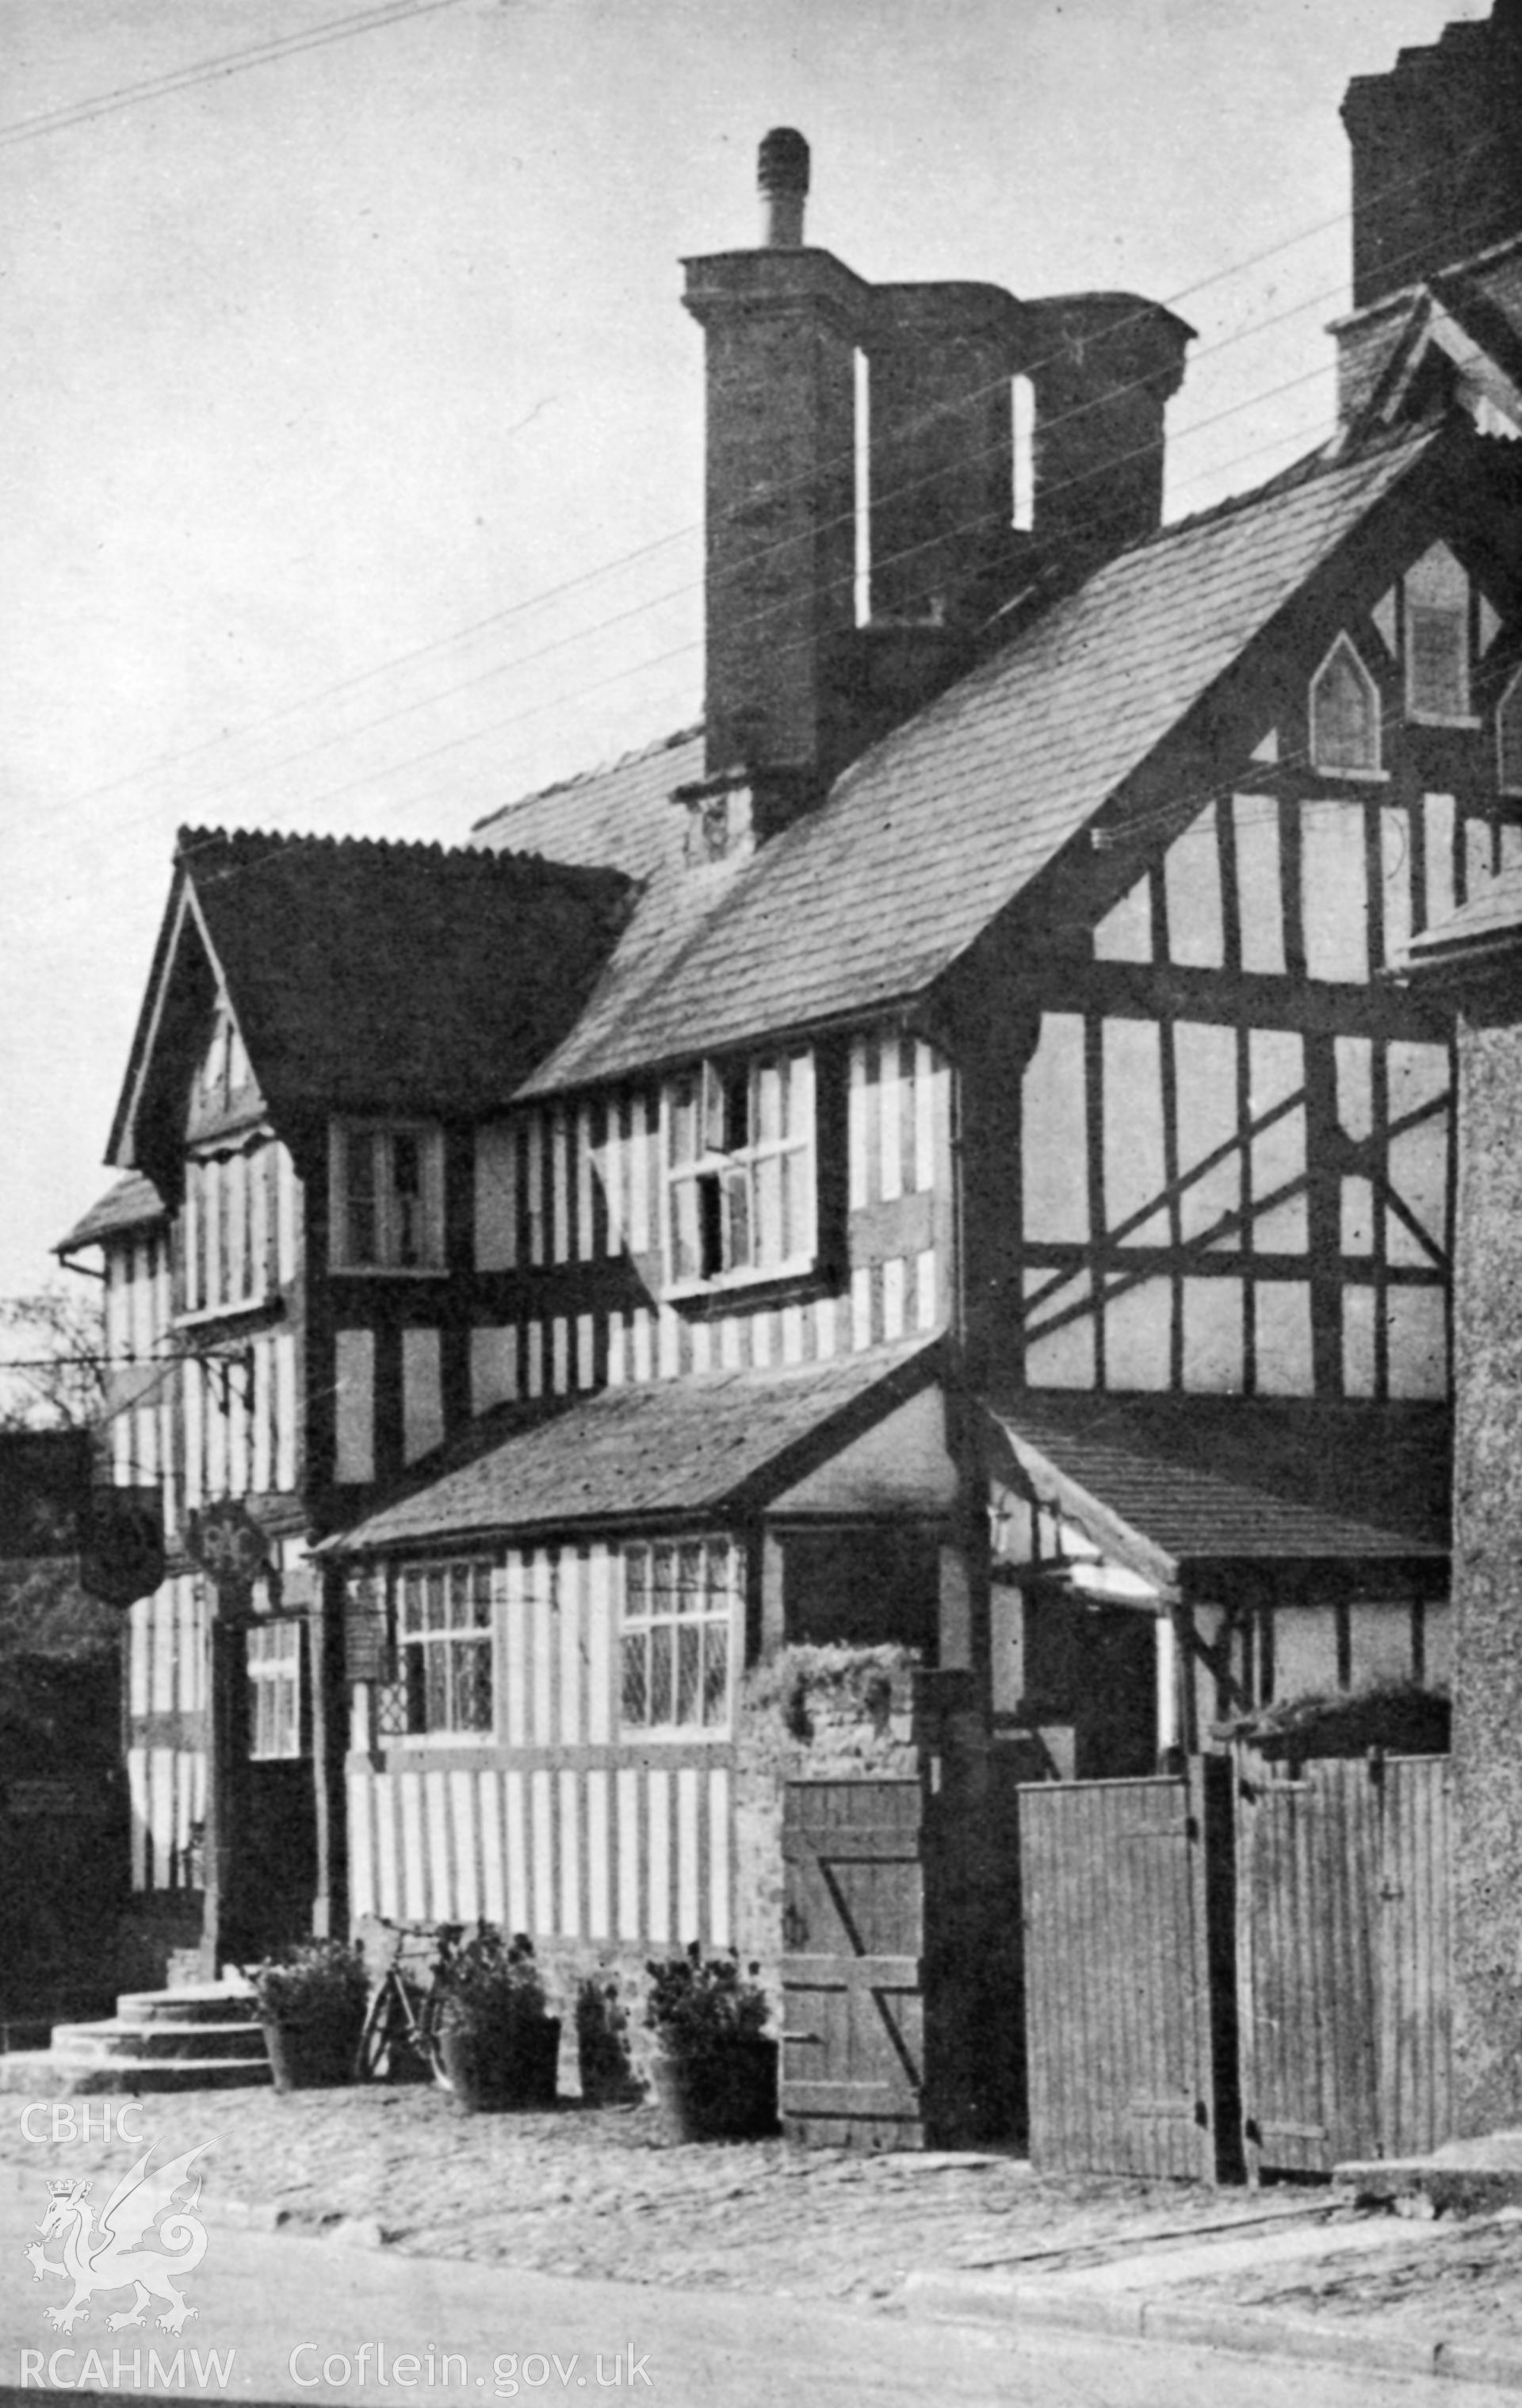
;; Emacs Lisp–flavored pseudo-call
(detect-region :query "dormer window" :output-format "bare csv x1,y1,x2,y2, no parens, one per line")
1310,635,1382,777
1500,666,1522,798
330,1120,444,1273
1405,542,1472,725
663,1052,816,1289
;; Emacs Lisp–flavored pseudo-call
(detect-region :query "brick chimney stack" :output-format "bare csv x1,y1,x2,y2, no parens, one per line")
682,136,1191,836
1342,0,1522,312
683,132,864,821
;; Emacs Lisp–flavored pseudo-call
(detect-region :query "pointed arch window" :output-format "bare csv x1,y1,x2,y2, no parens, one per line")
1405,542,1473,724
1310,635,1382,777
1500,666,1522,798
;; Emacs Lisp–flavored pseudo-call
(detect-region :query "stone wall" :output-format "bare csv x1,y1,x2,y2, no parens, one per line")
1451,1009,1522,2132
732,1643,923,1993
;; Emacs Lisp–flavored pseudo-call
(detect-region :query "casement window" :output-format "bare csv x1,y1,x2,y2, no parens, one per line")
1500,666,1522,798
246,1619,302,1760
1405,542,1472,724
621,1539,736,1736
663,1053,816,1289
398,1560,493,1736
330,1121,445,1273
1310,635,1382,777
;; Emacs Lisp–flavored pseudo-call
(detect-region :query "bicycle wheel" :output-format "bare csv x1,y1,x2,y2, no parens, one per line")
354,1981,398,2083
356,1977,429,2083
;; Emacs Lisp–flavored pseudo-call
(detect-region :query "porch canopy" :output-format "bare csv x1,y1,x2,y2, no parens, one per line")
981,1393,1451,1602
322,1338,952,1559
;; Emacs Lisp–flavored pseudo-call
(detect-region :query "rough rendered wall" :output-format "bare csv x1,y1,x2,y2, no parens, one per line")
1452,1010,1522,2132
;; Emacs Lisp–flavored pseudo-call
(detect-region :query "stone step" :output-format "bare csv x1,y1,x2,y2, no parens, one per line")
0,2050,271,2096
115,1985,256,2027
52,2019,268,2065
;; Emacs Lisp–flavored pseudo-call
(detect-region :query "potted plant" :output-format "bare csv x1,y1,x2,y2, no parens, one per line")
575,1973,641,2107
435,1928,560,2111
248,1939,369,2092
644,1945,778,2142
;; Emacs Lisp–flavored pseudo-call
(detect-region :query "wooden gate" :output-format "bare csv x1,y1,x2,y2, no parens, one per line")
1236,1751,1451,2177
780,1763,1024,2150
781,1778,927,2150
1018,1767,1223,2180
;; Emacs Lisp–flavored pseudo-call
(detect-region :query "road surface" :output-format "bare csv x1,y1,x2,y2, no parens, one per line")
2,2173,1515,2408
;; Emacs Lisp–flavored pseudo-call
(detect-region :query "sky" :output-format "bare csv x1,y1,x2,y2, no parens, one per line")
0,0,1489,1305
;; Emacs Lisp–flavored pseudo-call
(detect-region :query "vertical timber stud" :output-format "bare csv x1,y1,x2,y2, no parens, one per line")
200,1591,250,1975
309,1566,348,1939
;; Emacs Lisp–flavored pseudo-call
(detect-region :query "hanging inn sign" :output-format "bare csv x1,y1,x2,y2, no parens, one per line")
184,1497,270,1617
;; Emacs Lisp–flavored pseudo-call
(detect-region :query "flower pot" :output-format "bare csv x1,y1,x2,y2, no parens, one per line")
263,2008,366,2093
438,2016,561,2112
649,2036,778,2142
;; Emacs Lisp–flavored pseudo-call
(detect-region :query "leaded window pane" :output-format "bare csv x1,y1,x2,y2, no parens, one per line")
650,1623,674,1725
621,1630,648,1725
450,1637,492,1732
346,1130,378,1264
677,1622,702,1723
392,1131,424,1266
1408,605,1467,719
702,1626,730,1725
1313,643,1378,772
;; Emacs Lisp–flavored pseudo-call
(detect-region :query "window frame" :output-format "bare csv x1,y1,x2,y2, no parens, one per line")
396,1558,495,1743
246,1617,304,1761
329,1119,446,1277
619,1537,738,1740
1308,634,1386,782
660,1053,817,1296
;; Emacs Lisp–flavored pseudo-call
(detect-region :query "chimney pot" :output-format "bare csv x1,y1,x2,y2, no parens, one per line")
758,127,809,247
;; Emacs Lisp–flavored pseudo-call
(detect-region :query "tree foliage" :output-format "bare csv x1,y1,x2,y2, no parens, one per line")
0,1285,108,1433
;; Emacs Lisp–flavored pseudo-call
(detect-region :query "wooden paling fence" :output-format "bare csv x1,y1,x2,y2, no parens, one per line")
778,1748,1450,2173
1016,1749,1450,2180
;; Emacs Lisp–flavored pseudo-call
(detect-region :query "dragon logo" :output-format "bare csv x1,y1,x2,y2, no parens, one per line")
24,2144,209,2334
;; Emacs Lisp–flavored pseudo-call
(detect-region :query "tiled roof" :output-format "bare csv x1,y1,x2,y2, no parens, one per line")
1404,861,1522,971
113,829,633,1162
323,1339,940,1553
473,726,704,880
987,1392,1450,1591
514,431,1440,1097
55,1172,166,1257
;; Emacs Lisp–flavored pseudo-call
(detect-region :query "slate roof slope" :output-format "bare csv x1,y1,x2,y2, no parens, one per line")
324,1339,939,1552
55,1172,165,1258
112,829,633,1162
472,726,704,880
988,1392,1450,1587
516,430,1440,1098
1404,859,1522,970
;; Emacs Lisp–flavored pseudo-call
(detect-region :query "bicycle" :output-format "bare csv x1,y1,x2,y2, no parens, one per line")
354,1917,465,2088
